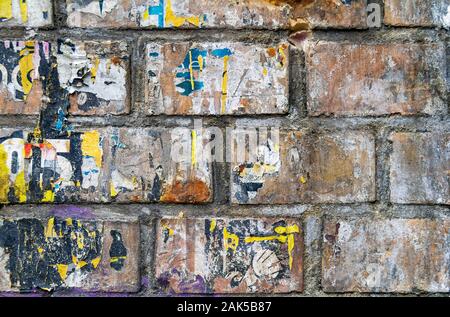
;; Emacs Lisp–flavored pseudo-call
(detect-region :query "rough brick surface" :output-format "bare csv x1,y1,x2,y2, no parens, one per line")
0,128,107,204
155,217,303,294
390,132,449,205
0,0,53,27
145,42,289,115
66,0,291,29
306,42,447,116
384,0,450,27
0,214,140,292
292,0,368,29
231,130,376,204
108,128,213,203
0,40,130,116
322,218,450,293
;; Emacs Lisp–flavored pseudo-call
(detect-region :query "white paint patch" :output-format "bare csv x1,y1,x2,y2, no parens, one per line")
443,5,450,29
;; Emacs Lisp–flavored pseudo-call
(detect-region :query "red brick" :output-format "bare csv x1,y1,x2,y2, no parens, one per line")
155,217,303,294
107,128,213,203
0,214,140,292
390,132,449,205
322,218,450,293
0,0,53,27
292,0,368,29
231,130,376,204
384,0,450,27
66,0,291,29
145,42,289,115
306,42,446,116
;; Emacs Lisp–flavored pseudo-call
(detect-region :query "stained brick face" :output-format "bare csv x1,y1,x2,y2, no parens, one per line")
384,0,450,27
306,42,447,116
155,217,303,294
0,214,140,292
322,218,450,293
66,0,291,29
389,132,450,205
145,42,290,115
231,130,376,204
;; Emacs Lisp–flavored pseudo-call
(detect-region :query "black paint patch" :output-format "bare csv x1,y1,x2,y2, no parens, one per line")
0,217,102,291
109,230,127,271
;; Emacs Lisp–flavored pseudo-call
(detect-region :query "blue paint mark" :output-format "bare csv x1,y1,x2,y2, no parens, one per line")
148,0,165,28
211,48,233,58
149,52,159,58
99,0,104,14
175,48,207,96
55,108,66,132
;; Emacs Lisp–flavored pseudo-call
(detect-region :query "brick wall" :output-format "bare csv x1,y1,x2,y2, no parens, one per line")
0,0,448,296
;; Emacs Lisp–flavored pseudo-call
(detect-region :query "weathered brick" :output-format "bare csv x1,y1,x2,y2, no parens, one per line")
0,0,53,28
0,214,140,292
0,40,130,116
0,128,107,204
322,218,450,293
390,132,449,205
107,127,213,203
155,217,303,294
306,42,446,116
0,41,51,115
58,40,130,116
145,42,289,115
292,0,368,29
231,130,376,204
66,0,291,29
384,0,450,27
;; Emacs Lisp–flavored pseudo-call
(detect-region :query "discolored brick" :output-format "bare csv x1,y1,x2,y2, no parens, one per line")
0,0,53,28
155,217,303,294
322,218,450,293
0,214,140,292
384,0,450,27
306,42,447,116
66,0,291,29
231,130,376,204
107,127,213,203
390,132,449,205
145,42,289,115
292,0,368,29
58,40,131,116
0,128,108,204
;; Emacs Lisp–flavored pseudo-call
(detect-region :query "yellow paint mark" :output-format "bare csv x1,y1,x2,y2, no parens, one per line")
300,176,307,184
19,41,34,99
19,0,28,23
0,145,11,203
90,57,100,84
110,182,118,198
56,264,69,280
191,130,197,166
72,255,88,269
223,227,239,252
245,224,300,270
143,9,149,21
263,67,268,76
209,219,216,233
81,130,103,168
0,0,13,20
37,247,44,254
66,218,73,226
165,0,201,27
76,232,84,249
110,256,127,263
41,190,54,202
278,45,287,68
198,55,204,72
189,50,195,91
14,170,27,203
45,218,58,238
91,257,101,269
220,55,229,114
162,224,174,236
